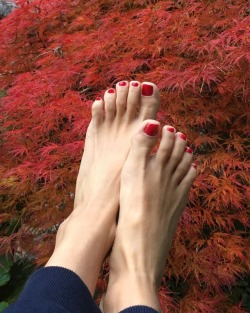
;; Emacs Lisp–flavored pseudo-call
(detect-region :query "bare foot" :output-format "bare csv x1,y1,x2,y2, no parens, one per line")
46,82,160,294
103,120,197,312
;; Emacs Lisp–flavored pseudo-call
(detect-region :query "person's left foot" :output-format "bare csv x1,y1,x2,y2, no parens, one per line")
46,81,160,294
103,120,196,312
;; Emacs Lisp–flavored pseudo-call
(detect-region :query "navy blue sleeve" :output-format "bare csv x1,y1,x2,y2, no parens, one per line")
120,307,159,313
4,266,101,313
4,266,159,313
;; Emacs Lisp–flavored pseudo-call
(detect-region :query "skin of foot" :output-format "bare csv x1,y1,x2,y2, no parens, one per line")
103,120,197,313
45,81,160,295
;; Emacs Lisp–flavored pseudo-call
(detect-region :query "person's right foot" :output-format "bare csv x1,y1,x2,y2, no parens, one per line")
103,120,197,313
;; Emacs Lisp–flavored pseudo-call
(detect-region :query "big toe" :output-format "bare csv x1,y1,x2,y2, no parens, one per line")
139,82,160,121
124,120,160,168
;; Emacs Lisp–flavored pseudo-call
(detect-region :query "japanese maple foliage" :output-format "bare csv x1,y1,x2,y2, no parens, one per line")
0,0,249,312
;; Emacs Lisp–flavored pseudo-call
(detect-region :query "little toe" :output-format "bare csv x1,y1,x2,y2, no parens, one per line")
115,81,129,117
166,132,187,171
125,120,160,167
91,97,104,126
104,88,116,122
173,146,193,183
139,82,160,121
126,81,141,121
156,125,176,164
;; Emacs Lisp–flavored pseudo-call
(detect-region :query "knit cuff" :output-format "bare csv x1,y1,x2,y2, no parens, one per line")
17,266,101,313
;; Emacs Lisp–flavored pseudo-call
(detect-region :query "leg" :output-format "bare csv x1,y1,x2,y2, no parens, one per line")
104,120,196,312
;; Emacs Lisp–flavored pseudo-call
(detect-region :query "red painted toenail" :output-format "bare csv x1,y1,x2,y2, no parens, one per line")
193,163,197,169
144,123,159,136
167,126,175,133
179,133,187,141
107,88,115,93
185,147,193,154
95,97,102,100
142,84,153,96
119,81,127,86
132,82,139,87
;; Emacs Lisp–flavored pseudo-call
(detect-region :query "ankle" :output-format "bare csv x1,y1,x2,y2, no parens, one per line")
46,210,109,295
104,272,161,313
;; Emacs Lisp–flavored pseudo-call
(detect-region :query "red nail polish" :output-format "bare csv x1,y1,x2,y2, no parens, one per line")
167,127,175,133
107,88,115,93
144,123,159,136
95,97,102,100
119,81,127,86
179,133,187,141
142,84,153,96
132,82,139,87
193,163,197,169
185,147,193,154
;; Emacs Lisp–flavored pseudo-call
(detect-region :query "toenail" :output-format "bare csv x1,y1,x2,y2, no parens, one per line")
185,147,193,154
132,82,139,87
193,163,197,169
167,126,175,133
144,123,159,136
142,84,153,96
118,81,127,86
107,88,115,93
95,97,102,100
179,133,187,141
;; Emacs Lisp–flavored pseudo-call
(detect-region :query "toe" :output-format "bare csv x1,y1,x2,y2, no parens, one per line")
156,125,176,164
115,81,129,117
126,81,141,121
104,88,116,122
173,146,193,183
125,120,160,167
179,163,197,189
166,132,187,171
139,82,160,120
91,97,104,125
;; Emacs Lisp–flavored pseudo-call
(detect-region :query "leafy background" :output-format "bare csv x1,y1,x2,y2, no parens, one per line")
0,0,249,312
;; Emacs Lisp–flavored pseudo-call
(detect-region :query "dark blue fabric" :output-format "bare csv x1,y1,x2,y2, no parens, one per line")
4,266,159,313
120,306,159,313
